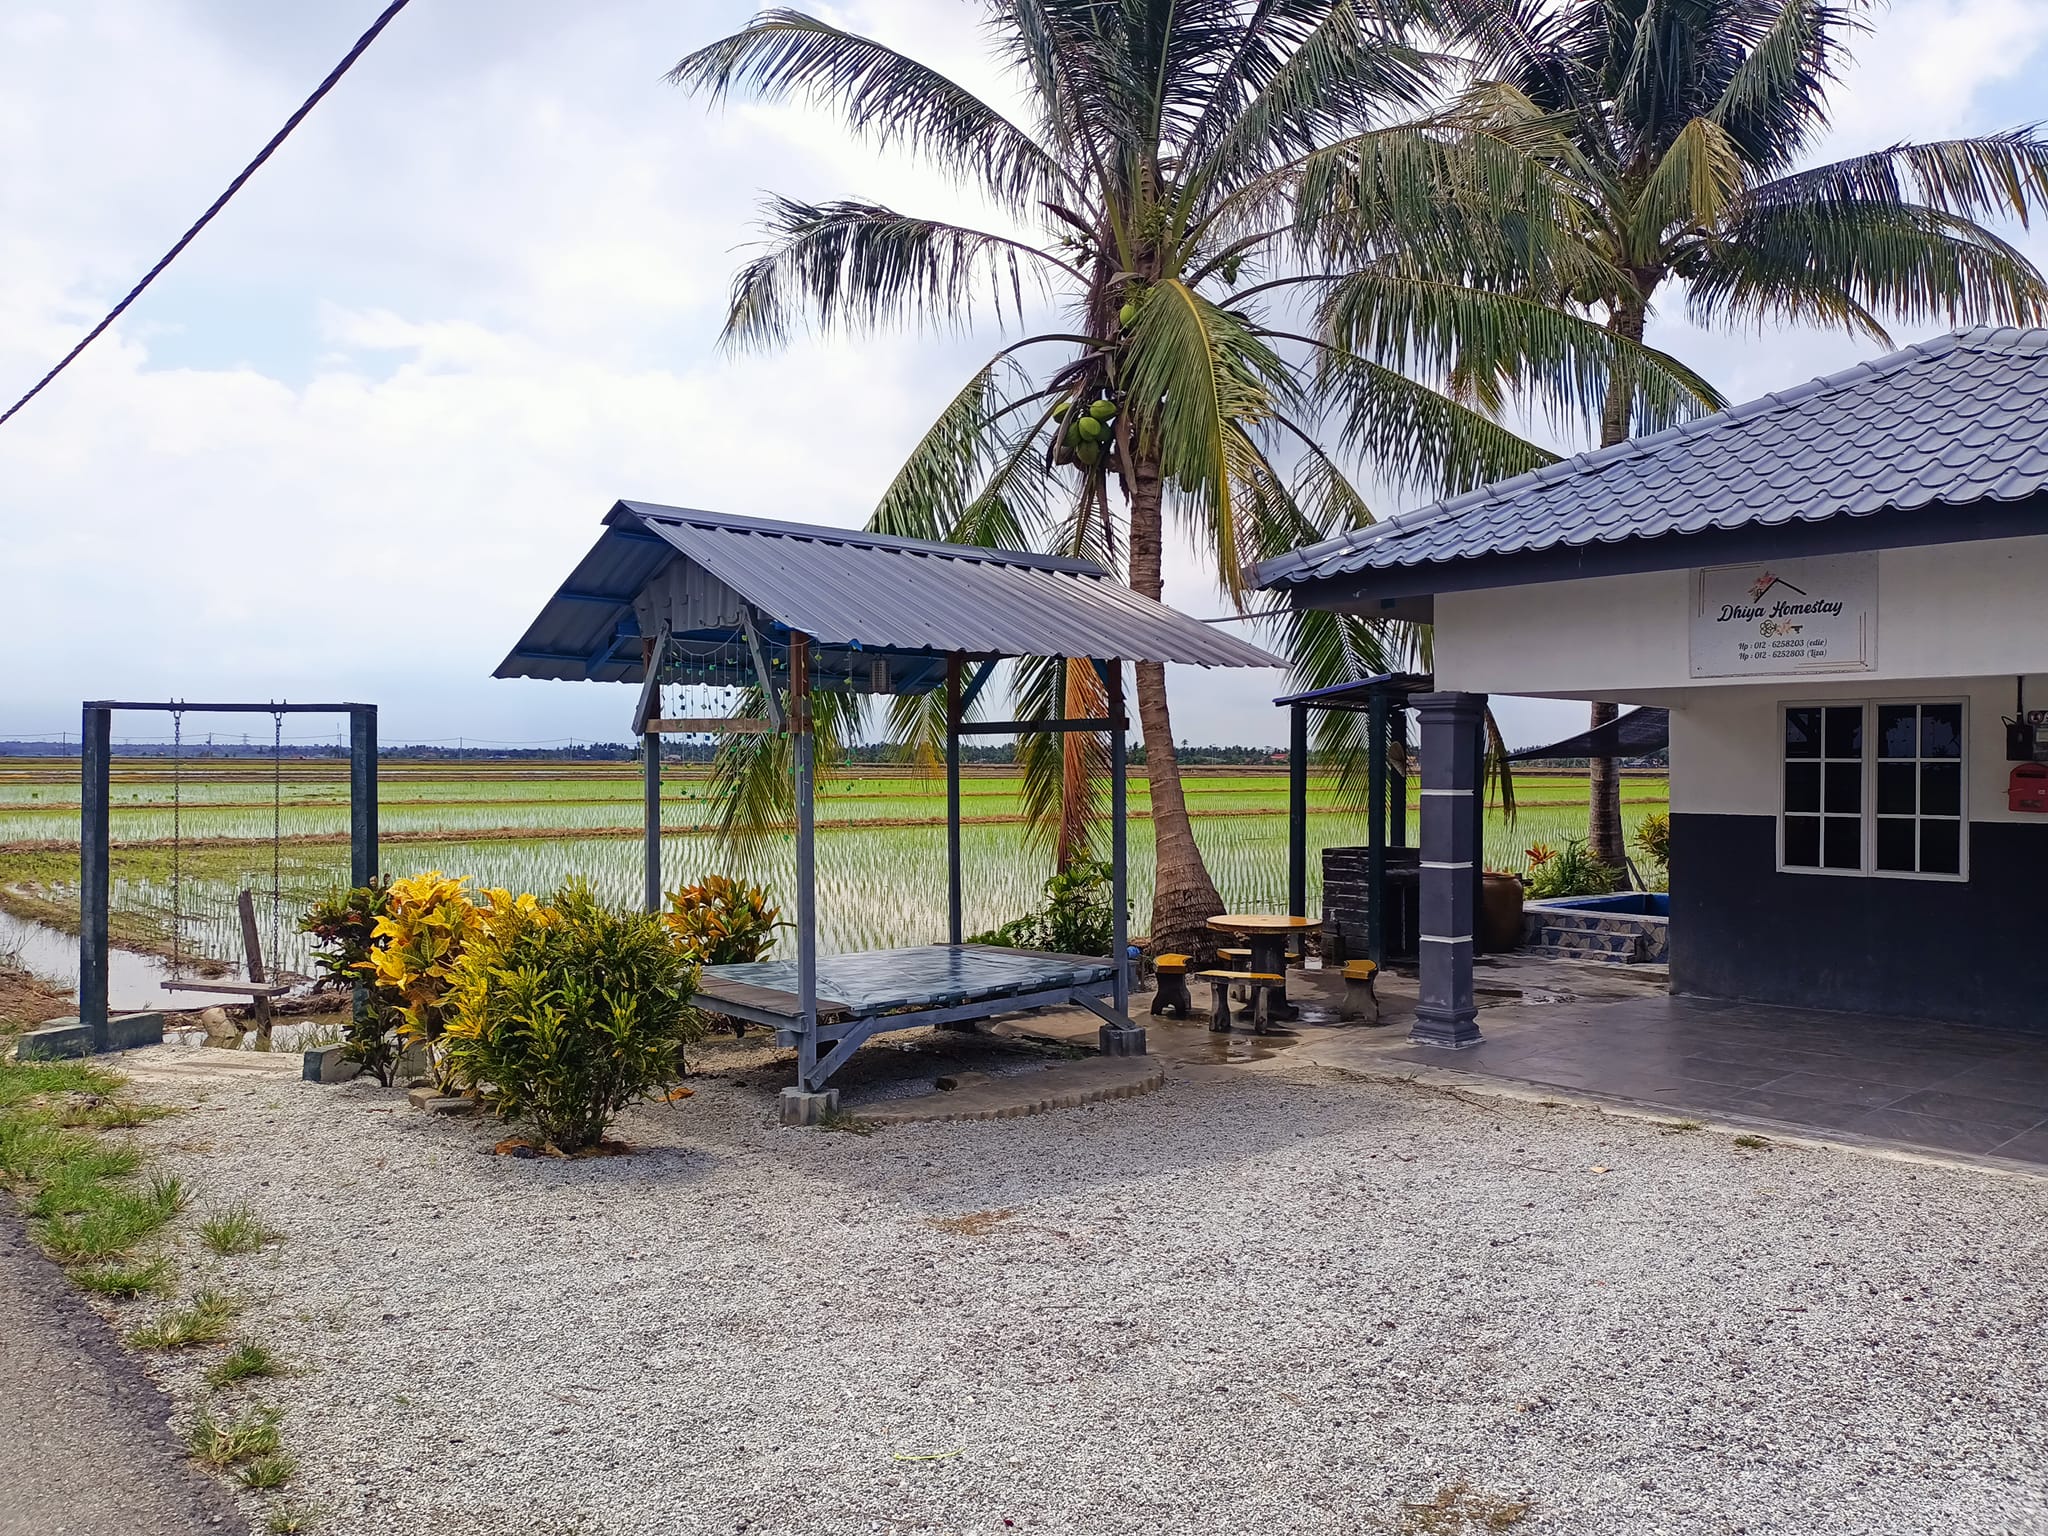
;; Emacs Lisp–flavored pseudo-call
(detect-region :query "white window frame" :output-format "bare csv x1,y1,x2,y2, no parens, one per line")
1776,698,1969,883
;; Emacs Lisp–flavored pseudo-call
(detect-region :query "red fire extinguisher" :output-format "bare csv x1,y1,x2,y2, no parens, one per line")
2012,763,2048,813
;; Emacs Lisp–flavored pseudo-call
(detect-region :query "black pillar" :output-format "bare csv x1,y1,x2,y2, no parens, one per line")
348,706,378,890
1108,663,1130,1012
79,704,112,1049
1413,691,1485,1048
1367,691,1389,966
1287,702,1308,935
1390,706,1409,848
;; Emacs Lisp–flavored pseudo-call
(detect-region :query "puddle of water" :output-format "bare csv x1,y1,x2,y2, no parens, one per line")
0,908,264,1014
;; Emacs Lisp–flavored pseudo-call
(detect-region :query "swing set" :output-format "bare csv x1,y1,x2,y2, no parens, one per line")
73,700,379,1054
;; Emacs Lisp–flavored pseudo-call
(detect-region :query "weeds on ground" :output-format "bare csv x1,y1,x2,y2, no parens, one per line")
129,1288,243,1350
236,1452,298,1491
61,1096,174,1130
34,1174,186,1265
206,1339,285,1389
200,1202,284,1256
926,1208,1017,1237
1397,1479,1532,1533
1733,1133,1772,1150
187,1402,281,1468
817,1106,875,1136
265,1501,321,1534
1660,1119,1704,1133
72,1256,175,1298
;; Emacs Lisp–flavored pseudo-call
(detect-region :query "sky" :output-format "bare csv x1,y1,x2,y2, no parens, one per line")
1,0,2044,752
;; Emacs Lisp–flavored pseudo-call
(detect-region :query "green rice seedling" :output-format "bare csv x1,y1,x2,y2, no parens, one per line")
205,1340,285,1389
237,1453,298,1491
128,1288,243,1351
199,1202,284,1257
72,1256,175,1299
187,1403,281,1468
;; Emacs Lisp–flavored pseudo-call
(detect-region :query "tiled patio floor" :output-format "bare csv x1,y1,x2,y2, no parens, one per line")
1361,991,2048,1166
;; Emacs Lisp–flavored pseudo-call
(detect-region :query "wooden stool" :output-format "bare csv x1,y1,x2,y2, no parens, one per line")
1151,953,1193,1018
1216,948,1252,1001
1194,970,1284,1033
1342,959,1382,1025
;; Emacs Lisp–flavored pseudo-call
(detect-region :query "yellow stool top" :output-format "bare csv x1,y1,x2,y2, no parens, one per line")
1343,959,1379,979
1153,953,1192,973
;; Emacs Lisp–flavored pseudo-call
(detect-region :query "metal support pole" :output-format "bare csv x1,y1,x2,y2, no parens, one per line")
1287,703,1308,947
79,704,112,1050
1391,706,1409,848
643,731,662,914
348,706,378,890
1107,663,1130,1014
1367,691,1389,967
945,653,963,945
791,633,819,1089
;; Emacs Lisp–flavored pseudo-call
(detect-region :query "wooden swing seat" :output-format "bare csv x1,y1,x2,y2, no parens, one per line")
160,978,290,997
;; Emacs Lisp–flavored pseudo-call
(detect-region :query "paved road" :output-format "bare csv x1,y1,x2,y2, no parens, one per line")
0,1200,248,1536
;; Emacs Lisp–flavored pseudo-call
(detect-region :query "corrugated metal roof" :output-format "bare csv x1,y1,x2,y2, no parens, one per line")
1508,707,1669,762
1254,327,2048,592
496,502,1282,687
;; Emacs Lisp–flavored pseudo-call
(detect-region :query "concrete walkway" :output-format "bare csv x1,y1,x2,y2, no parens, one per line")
0,1199,248,1536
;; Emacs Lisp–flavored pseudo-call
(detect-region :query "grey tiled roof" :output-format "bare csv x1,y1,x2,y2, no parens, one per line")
1253,327,2048,591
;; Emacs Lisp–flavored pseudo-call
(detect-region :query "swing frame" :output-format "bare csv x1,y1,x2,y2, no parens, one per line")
75,701,379,1054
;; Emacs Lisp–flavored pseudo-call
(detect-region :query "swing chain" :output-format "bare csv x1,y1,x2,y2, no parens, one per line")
169,707,185,980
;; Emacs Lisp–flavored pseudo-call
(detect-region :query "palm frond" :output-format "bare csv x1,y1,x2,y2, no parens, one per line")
1632,115,1746,257
1686,197,2048,335
668,10,1070,213
1708,0,1865,171
722,198,1082,349
708,687,868,864
1741,131,2048,228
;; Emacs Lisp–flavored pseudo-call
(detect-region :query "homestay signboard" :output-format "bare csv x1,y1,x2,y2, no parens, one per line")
1689,554,1877,678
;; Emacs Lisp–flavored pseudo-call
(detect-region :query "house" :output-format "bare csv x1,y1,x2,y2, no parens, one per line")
1254,327,2048,1045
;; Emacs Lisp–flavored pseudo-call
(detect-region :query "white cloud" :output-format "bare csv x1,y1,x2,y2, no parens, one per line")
0,0,2043,752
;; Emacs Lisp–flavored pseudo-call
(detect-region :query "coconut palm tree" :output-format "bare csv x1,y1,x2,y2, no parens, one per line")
1439,0,2048,873
669,0,1718,952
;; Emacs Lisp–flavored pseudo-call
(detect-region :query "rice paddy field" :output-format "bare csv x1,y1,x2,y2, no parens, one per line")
0,757,1668,975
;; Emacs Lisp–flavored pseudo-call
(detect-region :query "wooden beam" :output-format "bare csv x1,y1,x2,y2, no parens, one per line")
644,717,773,735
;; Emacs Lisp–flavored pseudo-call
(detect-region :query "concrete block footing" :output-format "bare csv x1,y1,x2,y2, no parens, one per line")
302,1045,361,1084
779,1087,841,1127
16,1013,166,1060
1097,1025,1147,1057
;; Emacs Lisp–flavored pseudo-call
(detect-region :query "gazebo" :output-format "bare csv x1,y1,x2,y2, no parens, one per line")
497,502,1282,1121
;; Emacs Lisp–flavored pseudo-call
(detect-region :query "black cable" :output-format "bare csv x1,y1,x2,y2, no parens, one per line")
0,0,417,429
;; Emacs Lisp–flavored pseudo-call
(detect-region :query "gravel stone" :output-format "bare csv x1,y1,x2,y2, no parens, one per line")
116,1036,2048,1536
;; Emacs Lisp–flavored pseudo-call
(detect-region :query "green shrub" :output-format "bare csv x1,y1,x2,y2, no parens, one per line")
1524,836,1617,900
969,859,1123,956
661,876,783,964
1632,811,1671,869
442,882,703,1153
299,880,401,1085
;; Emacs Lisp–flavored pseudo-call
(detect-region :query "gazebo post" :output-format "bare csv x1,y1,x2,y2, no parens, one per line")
1108,663,1130,1013
1287,702,1308,946
790,631,822,1097
946,653,963,945
1367,689,1389,967
1390,705,1408,848
641,638,661,916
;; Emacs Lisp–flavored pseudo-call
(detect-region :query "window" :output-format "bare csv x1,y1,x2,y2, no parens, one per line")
1781,701,1966,879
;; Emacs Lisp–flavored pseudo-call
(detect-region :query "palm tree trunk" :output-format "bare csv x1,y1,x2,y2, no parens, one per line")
1127,447,1226,954
1586,292,1649,879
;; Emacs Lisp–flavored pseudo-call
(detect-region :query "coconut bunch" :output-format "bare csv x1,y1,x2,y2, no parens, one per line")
1051,393,1120,467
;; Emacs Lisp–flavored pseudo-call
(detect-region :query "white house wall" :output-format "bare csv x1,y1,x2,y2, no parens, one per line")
1433,533,2048,698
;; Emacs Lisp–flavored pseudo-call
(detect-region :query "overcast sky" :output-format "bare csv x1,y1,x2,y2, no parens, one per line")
2,0,2044,751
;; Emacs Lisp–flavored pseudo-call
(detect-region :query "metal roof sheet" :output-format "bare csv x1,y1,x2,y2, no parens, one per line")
496,502,1282,687
1253,327,2048,593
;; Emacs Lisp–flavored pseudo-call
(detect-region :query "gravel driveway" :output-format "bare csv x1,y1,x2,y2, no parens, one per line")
122,1032,2048,1536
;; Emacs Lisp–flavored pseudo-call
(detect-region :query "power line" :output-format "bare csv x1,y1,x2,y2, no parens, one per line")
0,0,417,429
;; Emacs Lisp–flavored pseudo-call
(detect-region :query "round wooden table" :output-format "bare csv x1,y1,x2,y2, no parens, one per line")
1207,913,1315,1022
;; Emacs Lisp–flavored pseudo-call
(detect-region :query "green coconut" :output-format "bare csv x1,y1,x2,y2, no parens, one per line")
1052,398,1071,419
1075,415,1107,442
1088,398,1117,422
1118,302,1137,327
1075,441,1102,466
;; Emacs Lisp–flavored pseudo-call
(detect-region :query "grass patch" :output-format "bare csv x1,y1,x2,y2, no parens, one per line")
72,1255,175,1299
1659,1119,1704,1133
816,1106,876,1136
1732,1133,1771,1150
129,1288,242,1351
34,1174,185,1264
236,1452,298,1491
926,1208,1017,1237
206,1339,285,1389
187,1402,281,1468
265,1502,321,1535
1398,1480,1532,1533
200,1202,284,1257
